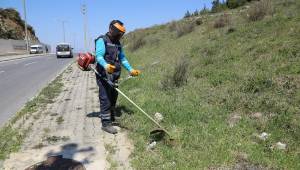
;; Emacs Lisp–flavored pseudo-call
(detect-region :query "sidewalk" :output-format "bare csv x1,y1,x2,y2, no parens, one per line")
2,64,133,170
0,53,53,62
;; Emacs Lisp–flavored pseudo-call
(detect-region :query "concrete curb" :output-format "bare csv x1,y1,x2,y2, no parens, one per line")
0,53,55,63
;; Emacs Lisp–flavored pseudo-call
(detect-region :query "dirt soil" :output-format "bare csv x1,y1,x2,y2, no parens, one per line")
2,64,133,170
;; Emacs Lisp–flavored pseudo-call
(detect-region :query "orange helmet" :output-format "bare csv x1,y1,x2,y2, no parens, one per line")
110,20,126,33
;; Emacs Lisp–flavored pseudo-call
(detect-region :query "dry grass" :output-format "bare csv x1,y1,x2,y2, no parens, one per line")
247,0,274,21
161,56,190,90
214,14,230,28
127,32,146,52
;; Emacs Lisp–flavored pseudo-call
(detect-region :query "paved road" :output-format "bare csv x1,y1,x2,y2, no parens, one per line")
0,54,74,127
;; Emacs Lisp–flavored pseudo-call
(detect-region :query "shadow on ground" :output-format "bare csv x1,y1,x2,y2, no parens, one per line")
25,143,94,170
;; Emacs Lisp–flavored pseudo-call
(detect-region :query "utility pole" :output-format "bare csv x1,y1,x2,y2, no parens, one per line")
81,4,87,52
60,20,67,42
56,20,68,43
22,0,29,52
73,33,76,51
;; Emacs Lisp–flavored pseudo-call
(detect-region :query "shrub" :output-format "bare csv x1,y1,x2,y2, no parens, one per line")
146,36,160,46
240,74,273,93
184,10,191,18
247,0,273,21
194,18,203,26
168,21,177,32
214,14,230,28
128,33,146,52
161,56,190,90
175,22,195,37
227,27,236,34
226,0,247,9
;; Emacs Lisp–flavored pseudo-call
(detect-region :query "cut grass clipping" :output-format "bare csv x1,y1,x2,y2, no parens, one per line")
0,74,64,160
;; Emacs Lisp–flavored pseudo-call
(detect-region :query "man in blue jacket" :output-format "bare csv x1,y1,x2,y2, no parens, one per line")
95,20,140,134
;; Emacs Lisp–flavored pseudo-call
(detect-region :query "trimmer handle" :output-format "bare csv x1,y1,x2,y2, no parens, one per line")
88,64,118,88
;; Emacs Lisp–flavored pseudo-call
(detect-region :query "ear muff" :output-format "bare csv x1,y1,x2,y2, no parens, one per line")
113,23,126,33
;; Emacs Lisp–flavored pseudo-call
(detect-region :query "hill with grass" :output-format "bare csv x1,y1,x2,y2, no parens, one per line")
118,0,300,169
0,8,38,41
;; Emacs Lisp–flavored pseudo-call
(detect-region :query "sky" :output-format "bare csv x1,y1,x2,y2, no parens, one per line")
0,0,213,52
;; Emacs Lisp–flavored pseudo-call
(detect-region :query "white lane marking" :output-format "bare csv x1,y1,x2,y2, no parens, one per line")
24,61,37,66
0,70,5,74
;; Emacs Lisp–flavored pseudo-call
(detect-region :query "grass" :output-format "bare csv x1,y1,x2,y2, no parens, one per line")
32,143,46,149
45,136,70,144
43,128,50,134
104,143,118,170
56,116,64,125
0,71,65,160
118,0,300,169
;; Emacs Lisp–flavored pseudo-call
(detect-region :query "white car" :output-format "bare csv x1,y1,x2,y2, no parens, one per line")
30,45,44,54
56,43,73,58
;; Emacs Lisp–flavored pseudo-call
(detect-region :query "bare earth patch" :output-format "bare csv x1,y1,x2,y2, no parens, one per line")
3,64,133,170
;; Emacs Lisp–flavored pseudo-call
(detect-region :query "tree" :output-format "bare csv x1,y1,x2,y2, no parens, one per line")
200,5,210,15
184,10,191,18
212,0,221,12
211,0,227,13
193,9,199,16
226,0,247,9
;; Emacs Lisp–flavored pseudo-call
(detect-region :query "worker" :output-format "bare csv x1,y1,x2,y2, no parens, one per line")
95,20,141,134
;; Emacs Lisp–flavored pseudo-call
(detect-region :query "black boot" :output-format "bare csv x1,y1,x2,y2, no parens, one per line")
102,123,117,134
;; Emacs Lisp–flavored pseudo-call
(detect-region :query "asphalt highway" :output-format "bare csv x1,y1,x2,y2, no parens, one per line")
0,54,74,127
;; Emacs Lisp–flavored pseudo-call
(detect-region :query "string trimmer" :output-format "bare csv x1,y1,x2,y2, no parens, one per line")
77,52,174,141
88,64,173,141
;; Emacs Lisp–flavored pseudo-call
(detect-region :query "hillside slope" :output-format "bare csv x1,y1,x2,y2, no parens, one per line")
118,0,300,169
0,8,38,41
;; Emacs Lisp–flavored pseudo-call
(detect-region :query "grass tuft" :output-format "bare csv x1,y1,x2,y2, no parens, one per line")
161,56,189,90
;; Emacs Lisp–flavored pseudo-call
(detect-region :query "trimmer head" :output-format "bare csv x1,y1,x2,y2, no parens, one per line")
149,129,175,145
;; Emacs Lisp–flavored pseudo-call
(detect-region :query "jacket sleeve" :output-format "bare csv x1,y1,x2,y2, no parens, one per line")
95,38,108,68
119,48,133,72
